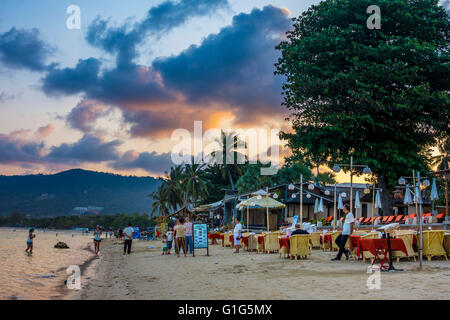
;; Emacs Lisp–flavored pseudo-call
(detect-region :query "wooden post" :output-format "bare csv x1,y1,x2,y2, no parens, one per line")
333,183,337,231
446,178,449,217
266,187,269,232
246,195,249,233
300,174,303,229
371,181,375,231
350,156,353,212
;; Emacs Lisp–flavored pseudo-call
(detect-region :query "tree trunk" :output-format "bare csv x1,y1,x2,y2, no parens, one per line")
378,175,394,216
227,166,235,190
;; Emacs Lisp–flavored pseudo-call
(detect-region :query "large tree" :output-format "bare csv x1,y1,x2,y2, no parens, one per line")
276,0,450,213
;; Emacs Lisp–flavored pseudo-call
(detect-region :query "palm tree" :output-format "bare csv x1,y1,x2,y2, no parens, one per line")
149,185,169,217
162,165,184,213
432,138,450,170
209,130,247,190
183,159,209,207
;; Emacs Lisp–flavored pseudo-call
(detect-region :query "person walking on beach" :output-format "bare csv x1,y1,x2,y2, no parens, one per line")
123,223,134,255
233,218,242,254
166,226,174,255
93,225,102,256
174,219,187,257
332,204,354,261
25,227,36,255
184,217,194,254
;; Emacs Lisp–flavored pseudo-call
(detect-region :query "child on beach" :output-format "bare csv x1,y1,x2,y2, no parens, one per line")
25,228,36,254
161,234,168,255
166,226,174,255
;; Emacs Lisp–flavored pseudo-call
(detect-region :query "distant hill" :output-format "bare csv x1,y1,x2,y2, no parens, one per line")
0,169,162,217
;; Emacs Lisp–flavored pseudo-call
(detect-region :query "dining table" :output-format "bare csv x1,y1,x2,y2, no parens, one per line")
356,238,408,270
208,233,221,245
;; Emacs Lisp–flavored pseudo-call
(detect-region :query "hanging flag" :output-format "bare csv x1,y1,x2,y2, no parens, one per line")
314,198,319,213
355,191,361,209
403,187,413,205
337,193,344,210
375,190,382,209
318,197,324,213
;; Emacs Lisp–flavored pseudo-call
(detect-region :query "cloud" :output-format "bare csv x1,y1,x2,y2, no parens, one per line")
0,131,45,163
152,5,290,116
0,27,54,72
110,150,173,174
35,124,55,139
66,100,112,132
41,58,101,96
86,0,229,65
0,92,15,103
46,134,122,163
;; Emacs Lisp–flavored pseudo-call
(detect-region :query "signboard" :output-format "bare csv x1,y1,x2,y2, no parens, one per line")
133,226,140,239
192,223,209,256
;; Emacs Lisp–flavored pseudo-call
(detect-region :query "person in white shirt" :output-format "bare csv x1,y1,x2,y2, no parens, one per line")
123,223,134,255
332,204,354,261
233,217,242,253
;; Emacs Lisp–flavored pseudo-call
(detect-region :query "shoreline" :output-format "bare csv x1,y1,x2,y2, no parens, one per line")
67,238,450,300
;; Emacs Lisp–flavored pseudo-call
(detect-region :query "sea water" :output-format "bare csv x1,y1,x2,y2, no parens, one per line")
0,228,94,300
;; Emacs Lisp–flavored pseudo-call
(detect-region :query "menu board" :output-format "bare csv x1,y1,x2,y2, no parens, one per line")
193,223,208,249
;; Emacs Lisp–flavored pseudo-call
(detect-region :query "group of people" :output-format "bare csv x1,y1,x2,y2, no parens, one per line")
218,203,355,261
93,223,135,257
162,217,194,257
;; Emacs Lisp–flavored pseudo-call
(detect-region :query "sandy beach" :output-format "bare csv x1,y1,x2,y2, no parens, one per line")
68,239,450,300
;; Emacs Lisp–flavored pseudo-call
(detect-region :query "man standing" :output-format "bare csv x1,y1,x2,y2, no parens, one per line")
174,218,187,257
332,204,354,261
233,217,242,253
123,223,134,255
184,217,193,254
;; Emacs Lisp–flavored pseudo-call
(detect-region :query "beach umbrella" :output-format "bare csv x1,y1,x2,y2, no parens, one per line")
430,178,439,201
318,197,324,213
337,193,344,210
430,178,439,215
314,198,319,213
354,191,361,209
403,187,413,205
375,190,382,209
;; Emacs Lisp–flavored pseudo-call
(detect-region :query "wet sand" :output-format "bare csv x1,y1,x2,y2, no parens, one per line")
68,239,450,300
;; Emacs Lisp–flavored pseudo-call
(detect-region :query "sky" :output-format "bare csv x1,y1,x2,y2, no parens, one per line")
0,0,447,178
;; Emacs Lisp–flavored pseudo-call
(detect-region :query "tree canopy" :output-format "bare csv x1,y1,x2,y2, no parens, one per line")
276,0,450,212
